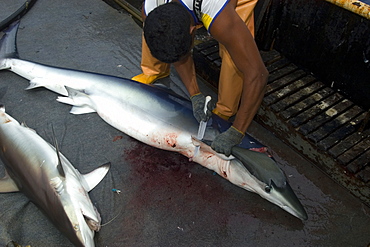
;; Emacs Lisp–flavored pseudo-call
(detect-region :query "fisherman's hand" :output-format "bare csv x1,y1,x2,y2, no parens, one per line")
211,126,245,156
190,93,214,122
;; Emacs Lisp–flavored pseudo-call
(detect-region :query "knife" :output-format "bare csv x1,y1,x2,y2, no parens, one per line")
193,96,211,158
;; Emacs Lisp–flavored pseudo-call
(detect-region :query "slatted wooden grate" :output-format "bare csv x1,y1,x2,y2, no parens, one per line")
193,40,370,206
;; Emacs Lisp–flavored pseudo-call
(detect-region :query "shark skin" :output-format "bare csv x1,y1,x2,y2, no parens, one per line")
0,21,307,220
0,106,110,247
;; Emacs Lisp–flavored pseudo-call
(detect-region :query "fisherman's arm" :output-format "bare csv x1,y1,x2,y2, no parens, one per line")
209,4,268,155
173,53,213,122
173,53,200,96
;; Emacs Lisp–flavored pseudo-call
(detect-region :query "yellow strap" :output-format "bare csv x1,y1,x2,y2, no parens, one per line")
231,126,245,136
190,92,201,99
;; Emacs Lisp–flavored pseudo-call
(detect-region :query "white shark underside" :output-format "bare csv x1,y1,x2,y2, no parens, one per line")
0,21,307,220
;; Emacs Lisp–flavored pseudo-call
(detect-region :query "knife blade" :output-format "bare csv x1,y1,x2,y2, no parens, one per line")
193,96,211,157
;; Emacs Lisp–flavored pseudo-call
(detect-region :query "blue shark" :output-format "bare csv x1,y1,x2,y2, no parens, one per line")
0,21,307,221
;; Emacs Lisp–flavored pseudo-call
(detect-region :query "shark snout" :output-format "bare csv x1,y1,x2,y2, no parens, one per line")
270,181,308,220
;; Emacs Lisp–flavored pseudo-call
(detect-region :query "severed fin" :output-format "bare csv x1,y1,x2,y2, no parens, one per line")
0,170,19,193
81,162,110,192
231,146,286,188
26,77,69,96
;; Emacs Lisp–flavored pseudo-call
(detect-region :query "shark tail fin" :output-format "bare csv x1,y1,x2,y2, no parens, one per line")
0,20,20,61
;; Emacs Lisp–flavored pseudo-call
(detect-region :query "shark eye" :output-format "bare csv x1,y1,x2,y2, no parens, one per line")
265,185,271,193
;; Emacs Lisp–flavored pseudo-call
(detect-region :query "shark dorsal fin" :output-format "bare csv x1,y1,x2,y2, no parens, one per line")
51,126,65,178
82,163,110,192
0,170,19,193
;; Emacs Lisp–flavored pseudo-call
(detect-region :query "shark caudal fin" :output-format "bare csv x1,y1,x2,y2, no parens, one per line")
0,21,20,62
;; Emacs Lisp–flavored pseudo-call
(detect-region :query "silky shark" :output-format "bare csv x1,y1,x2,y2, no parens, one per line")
0,21,307,220
0,106,110,247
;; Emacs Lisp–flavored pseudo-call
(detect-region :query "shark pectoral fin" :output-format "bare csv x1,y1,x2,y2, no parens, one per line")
0,171,19,193
82,162,110,192
57,96,96,114
26,77,69,96
70,106,96,115
57,87,97,114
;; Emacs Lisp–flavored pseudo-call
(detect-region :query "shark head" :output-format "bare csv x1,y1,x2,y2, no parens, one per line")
263,179,308,220
49,173,100,247
231,146,308,220
55,152,110,247
62,202,101,247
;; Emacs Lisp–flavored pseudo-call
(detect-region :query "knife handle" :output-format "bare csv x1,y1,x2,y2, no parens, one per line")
204,96,211,114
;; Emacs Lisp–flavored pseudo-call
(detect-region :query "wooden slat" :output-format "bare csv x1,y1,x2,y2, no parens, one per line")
206,53,221,63
264,74,316,105
298,99,354,135
265,58,291,73
337,137,370,165
346,149,370,174
317,111,368,150
272,80,324,113
280,86,334,119
194,39,218,51
289,92,343,128
357,166,370,183
307,105,364,143
328,129,370,158
266,70,307,95
200,45,219,57
260,49,282,65
267,63,298,83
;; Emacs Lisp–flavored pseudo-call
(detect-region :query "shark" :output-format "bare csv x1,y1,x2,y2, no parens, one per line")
0,21,307,220
0,106,110,247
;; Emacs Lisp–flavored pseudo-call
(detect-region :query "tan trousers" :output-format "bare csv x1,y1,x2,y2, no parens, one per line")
139,0,258,118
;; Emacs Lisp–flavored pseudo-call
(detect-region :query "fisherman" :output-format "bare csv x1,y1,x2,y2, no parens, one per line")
132,0,268,156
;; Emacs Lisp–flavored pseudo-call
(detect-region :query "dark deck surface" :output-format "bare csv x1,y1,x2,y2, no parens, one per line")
0,0,369,246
